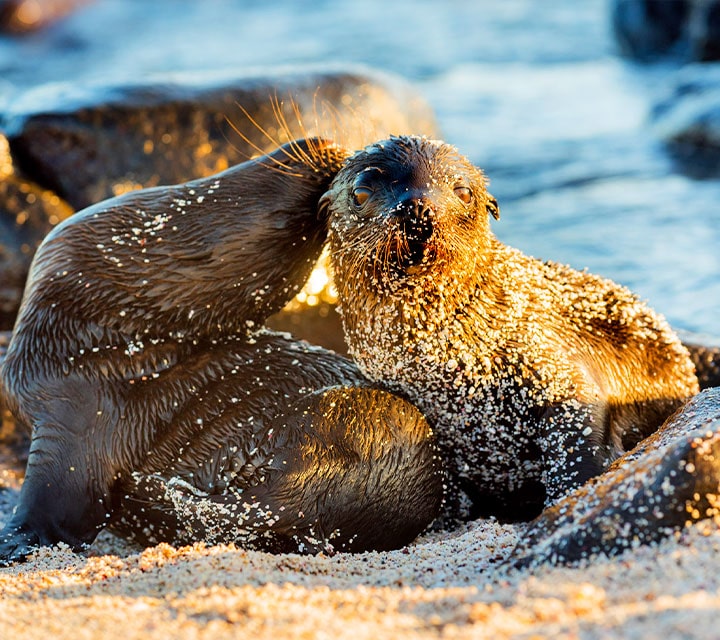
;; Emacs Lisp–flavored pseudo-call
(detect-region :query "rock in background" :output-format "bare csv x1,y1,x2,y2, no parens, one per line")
0,0,92,34
3,67,437,210
612,1,720,178
611,0,720,62
651,64,720,177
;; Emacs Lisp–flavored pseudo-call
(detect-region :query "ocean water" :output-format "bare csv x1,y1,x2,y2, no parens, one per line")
1,0,718,334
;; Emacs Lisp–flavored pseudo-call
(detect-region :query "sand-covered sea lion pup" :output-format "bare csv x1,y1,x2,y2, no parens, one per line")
321,135,700,523
0,138,443,564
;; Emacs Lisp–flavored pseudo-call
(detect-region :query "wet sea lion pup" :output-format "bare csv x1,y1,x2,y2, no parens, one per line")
321,135,700,522
0,138,443,564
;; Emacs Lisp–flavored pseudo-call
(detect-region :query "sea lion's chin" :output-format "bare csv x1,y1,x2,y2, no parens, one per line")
380,246,441,285
397,246,435,276
403,263,426,277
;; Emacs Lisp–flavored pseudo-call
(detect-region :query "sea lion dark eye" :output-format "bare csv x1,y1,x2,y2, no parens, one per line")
352,186,373,207
454,186,472,204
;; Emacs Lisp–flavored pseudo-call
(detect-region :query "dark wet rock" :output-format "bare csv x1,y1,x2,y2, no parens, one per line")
611,0,720,62
3,66,438,210
678,329,720,388
0,134,74,330
0,0,92,34
512,387,720,567
611,0,690,61
651,64,720,177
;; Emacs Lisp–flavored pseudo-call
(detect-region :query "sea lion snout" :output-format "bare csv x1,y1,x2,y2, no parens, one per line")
394,194,436,221
393,197,437,268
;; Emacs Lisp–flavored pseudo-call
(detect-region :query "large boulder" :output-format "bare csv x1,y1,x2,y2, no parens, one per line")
513,386,720,567
611,0,720,62
3,66,438,210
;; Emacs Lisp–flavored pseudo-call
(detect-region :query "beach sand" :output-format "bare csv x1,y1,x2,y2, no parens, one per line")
2,454,720,640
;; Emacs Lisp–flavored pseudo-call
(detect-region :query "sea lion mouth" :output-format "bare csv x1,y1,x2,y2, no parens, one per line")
388,216,436,276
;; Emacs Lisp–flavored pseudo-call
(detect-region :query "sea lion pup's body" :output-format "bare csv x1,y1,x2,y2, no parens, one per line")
322,135,700,522
0,138,443,564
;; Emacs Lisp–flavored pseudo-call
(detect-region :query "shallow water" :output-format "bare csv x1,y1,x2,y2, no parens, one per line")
0,0,718,333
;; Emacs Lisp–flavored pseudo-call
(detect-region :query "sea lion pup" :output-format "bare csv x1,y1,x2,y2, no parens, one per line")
321,135,700,523
0,137,443,564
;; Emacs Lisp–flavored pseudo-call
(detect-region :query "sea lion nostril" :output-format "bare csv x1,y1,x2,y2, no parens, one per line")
394,198,433,221
415,204,434,224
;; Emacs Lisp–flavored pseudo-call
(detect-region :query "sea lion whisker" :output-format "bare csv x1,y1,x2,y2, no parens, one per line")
226,104,305,178
270,95,300,140
328,230,379,259
235,100,283,150
320,92,382,151
268,97,353,179
269,98,316,169
286,99,329,165
306,93,349,150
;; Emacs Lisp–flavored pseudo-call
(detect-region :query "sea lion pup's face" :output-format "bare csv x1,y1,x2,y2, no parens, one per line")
321,135,499,296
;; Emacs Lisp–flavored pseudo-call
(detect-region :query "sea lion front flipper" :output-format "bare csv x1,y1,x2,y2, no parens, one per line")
0,378,121,565
0,522,51,567
0,453,110,565
113,386,444,554
511,387,720,568
537,401,613,506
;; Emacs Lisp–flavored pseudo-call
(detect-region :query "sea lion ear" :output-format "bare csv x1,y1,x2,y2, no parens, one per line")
486,197,500,220
318,191,331,221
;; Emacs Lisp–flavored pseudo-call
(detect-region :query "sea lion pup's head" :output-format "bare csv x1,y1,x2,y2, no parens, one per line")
321,135,499,297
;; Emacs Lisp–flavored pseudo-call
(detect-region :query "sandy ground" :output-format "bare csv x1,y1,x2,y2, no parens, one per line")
2,451,720,640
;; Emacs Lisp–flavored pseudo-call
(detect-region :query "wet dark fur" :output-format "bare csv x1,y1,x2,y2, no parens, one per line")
323,135,700,523
0,138,443,564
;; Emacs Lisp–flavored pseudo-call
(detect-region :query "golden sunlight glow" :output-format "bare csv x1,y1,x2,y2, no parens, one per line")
291,250,337,309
